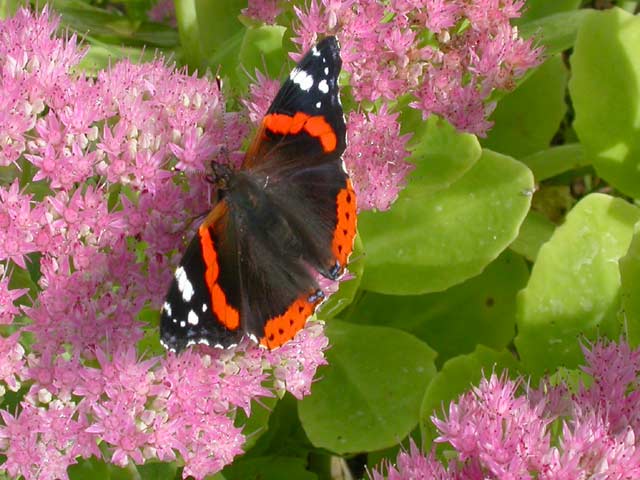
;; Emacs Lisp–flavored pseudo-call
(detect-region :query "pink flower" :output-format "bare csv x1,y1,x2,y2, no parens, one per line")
0,273,28,326
243,69,282,124
292,0,541,135
148,0,176,27
370,339,640,479
0,333,26,392
345,107,413,211
0,7,331,479
242,0,282,24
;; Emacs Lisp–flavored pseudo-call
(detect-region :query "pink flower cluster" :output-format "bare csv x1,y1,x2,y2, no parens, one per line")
244,0,541,210
0,7,329,479
293,0,541,136
0,1,543,477
371,339,640,479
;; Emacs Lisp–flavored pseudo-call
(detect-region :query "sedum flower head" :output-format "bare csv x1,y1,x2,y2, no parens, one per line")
371,339,640,479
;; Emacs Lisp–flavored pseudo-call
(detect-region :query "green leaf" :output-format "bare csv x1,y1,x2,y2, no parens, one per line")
0,0,20,19
401,116,480,198
222,457,317,480
359,149,533,294
236,25,287,91
138,462,178,480
509,209,555,262
234,397,278,452
176,0,245,74
519,9,595,56
481,55,568,159
68,457,136,480
419,346,520,447
619,221,640,347
520,144,588,182
76,43,158,75
343,250,528,367
298,321,436,454
515,194,640,378
50,0,179,48
243,394,314,459
515,0,581,25
569,8,640,198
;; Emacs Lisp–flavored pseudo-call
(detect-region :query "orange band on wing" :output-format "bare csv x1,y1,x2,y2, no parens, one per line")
198,225,240,330
263,113,338,153
332,179,357,268
260,292,322,349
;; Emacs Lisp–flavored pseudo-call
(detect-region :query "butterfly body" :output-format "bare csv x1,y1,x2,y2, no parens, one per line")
160,37,356,352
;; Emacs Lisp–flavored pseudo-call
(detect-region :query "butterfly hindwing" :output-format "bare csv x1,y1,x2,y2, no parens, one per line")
160,202,243,351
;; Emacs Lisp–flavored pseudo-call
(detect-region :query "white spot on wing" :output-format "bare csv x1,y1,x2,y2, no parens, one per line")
188,310,199,325
312,46,320,56
180,320,186,327
162,302,172,316
202,303,208,312
175,267,194,302
318,79,329,94
324,67,329,75
290,68,314,91
315,101,321,109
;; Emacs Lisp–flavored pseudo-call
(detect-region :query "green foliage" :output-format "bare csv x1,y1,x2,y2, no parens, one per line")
35,1,640,478
360,148,533,294
570,8,640,198
298,321,437,454
515,194,640,378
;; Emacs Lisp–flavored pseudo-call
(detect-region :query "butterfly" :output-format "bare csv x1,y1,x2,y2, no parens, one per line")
160,36,356,352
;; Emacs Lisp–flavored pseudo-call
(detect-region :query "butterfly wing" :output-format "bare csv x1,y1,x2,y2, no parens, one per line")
236,37,356,348
244,36,346,174
246,36,356,279
160,201,244,351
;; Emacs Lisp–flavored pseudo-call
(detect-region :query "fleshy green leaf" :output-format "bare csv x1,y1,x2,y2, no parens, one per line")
569,8,640,198
619,221,640,347
138,462,178,480
77,43,158,75
515,194,640,378
236,25,287,91
298,321,436,454
343,250,528,367
519,9,595,56
515,0,581,25
51,0,179,48
509,210,555,262
401,115,480,197
242,394,314,459
176,0,245,74
520,144,588,182
359,149,533,294
222,457,317,480
68,457,135,480
234,397,278,452
419,346,520,447
481,55,568,159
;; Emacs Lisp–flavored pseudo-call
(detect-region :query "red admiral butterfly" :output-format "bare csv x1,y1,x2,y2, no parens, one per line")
160,37,356,352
